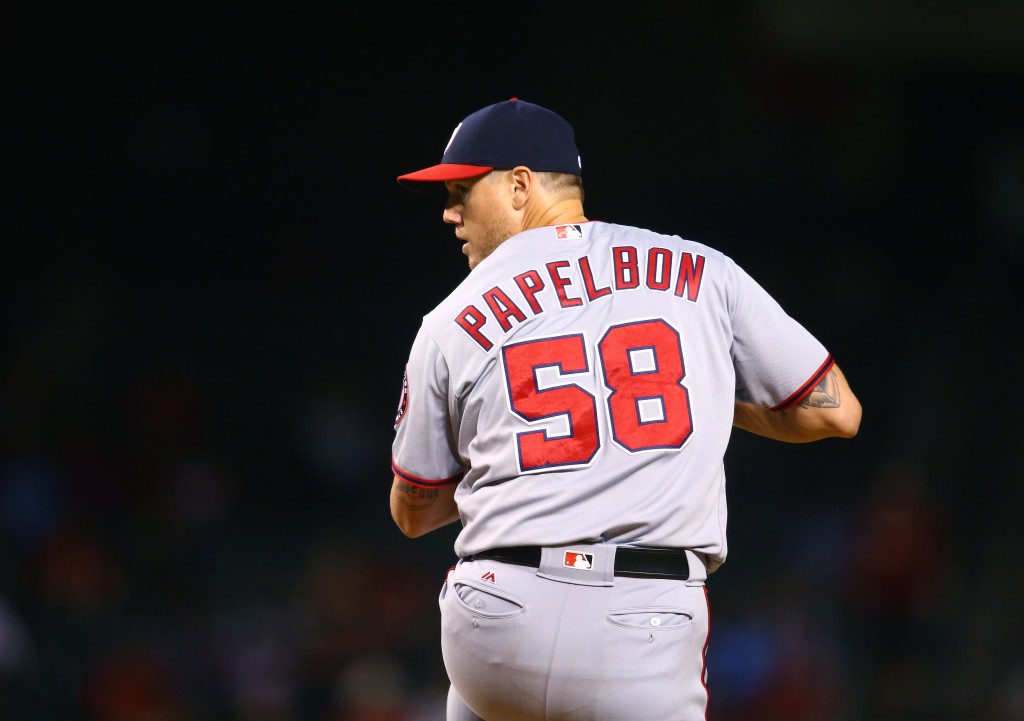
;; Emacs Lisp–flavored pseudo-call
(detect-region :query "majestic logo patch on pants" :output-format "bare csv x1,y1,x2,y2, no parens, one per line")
563,551,594,569
481,571,496,582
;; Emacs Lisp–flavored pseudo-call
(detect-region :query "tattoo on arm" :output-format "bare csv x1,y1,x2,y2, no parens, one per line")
396,481,440,511
800,369,841,409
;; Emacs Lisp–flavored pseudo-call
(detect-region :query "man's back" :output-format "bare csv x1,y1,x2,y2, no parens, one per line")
392,220,832,570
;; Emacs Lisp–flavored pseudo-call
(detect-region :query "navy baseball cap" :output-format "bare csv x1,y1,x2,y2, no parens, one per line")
397,98,581,187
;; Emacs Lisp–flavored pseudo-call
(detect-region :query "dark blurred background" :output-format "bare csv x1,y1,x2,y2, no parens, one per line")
4,3,1023,720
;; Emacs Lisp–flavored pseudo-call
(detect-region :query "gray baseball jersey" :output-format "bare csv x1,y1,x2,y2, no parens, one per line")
392,220,832,573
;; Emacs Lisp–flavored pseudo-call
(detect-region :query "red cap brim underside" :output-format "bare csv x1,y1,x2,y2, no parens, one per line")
396,163,494,184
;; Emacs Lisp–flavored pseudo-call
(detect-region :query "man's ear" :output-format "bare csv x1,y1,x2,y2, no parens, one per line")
510,166,532,211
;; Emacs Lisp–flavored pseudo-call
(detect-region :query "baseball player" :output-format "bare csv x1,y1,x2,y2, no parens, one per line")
389,98,862,721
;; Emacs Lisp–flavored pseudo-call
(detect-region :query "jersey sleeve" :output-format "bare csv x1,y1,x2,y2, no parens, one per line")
391,324,465,488
729,260,833,408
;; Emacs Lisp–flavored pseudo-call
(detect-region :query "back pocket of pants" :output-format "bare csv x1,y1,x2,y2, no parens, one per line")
452,581,525,618
607,607,694,630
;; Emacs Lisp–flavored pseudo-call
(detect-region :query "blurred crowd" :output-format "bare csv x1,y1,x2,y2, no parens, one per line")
0,345,452,721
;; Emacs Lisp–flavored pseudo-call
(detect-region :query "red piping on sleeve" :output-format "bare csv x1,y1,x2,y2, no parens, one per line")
391,458,464,488
770,355,835,411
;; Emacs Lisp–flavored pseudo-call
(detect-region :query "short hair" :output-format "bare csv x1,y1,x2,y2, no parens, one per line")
536,171,585,203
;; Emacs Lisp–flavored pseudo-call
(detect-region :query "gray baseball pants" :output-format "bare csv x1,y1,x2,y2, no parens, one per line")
439,544,710,721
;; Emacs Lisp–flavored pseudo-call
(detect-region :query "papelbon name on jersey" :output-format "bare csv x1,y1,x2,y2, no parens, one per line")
455,243,706,351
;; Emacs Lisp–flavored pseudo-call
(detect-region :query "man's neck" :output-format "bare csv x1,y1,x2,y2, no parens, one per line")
524,200,588,231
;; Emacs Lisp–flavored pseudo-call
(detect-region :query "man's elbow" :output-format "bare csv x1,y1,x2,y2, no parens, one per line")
391,502,429,538
832,402,862,439
392,512,431,538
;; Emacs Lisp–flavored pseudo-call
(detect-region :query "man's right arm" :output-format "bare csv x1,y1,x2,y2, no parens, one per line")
733,363,862,443
390,476,460,537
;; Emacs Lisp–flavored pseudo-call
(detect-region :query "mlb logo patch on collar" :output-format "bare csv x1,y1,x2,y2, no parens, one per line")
555,224,584,240
563,551,594,570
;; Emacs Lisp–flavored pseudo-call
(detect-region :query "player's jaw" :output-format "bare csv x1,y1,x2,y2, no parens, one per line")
445,198,518,271
455,218,515,270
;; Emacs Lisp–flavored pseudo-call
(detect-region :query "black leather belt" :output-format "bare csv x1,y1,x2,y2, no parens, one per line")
470,545,690,581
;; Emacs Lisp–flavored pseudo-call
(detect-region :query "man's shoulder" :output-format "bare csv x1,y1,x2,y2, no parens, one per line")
601,222,727,255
